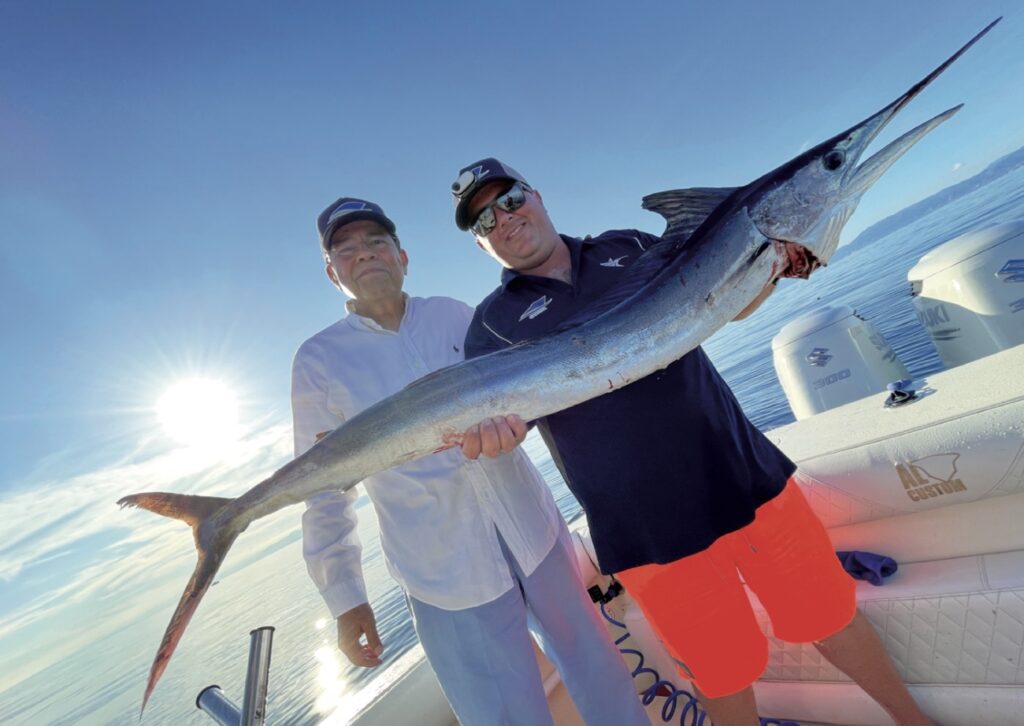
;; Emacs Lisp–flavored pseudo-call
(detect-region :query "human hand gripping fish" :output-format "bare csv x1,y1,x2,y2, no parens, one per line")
118,18,1000,715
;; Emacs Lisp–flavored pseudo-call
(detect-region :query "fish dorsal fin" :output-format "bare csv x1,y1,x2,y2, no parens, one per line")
641,187,737,245
550,237,684,332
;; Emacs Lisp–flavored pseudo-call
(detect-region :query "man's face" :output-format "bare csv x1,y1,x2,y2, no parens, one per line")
468,182,560,273
324,220,408,301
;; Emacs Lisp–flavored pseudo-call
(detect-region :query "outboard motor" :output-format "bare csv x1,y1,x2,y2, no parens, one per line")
908,219,1024,368
772,305,909,420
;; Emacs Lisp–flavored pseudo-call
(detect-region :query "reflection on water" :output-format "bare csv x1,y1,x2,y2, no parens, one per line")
313,646,346,716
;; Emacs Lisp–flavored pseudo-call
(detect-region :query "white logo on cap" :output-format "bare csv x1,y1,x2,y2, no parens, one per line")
454,166,492,197
329,201,370,224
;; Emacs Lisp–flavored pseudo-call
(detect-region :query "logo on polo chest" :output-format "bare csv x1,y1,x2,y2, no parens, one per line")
519,295,553,321
600,255,628,268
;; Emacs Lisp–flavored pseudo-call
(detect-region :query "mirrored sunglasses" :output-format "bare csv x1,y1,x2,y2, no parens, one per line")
470,183,528,237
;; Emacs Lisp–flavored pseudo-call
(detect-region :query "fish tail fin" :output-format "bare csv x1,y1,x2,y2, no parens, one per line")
117,492,239,715
117,491,232,527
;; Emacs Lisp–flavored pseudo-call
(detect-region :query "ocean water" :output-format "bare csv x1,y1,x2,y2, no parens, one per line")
4,166,1023,725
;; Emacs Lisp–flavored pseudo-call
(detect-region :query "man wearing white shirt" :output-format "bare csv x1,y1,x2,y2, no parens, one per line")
291,197,646,725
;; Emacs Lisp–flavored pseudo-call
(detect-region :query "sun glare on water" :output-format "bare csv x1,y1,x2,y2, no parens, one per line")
156,378,240,446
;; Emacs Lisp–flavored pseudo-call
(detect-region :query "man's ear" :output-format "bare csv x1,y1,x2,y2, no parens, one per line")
399,248,409,275
475,238,487,252
325,262,342,290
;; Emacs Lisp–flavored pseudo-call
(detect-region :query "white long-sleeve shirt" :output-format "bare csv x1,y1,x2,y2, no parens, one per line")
292,295,563,615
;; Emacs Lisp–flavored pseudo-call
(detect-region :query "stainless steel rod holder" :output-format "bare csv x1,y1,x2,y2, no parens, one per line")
196,626,275,725
196,685,241,726
240,626,275,726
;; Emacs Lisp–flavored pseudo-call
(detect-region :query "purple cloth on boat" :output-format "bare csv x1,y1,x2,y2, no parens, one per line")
836,550,897,586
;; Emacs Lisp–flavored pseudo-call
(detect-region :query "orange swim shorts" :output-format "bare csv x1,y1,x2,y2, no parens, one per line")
616,478,857,698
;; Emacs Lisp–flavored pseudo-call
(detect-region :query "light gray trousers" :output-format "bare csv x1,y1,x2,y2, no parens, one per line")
408,527,647,726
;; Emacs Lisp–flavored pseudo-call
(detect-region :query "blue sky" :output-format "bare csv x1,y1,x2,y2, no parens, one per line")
2,0,1023,717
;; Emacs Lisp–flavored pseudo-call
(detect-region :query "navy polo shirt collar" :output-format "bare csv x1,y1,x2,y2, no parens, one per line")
499,235,593,290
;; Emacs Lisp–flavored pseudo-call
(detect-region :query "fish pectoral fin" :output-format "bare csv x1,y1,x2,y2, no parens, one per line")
642,187,737,244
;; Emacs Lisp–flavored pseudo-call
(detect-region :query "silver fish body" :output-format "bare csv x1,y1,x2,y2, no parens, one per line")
230,210,773,528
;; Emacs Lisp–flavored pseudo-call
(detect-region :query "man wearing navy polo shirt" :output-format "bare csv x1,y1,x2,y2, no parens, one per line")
451,159,933,726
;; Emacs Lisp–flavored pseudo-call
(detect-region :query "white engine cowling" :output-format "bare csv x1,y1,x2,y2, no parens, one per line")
772,305,909,420
907,219,1024,369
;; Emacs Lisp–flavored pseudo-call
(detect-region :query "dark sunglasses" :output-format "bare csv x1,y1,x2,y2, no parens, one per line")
470,183,529,237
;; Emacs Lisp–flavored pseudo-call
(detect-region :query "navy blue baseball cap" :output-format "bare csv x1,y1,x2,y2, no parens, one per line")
317,197,397,250
451,158,530,231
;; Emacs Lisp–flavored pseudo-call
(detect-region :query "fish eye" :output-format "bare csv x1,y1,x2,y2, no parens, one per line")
823,150,846,171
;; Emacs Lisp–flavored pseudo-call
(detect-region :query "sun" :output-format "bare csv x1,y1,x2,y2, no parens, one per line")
156,378,240,446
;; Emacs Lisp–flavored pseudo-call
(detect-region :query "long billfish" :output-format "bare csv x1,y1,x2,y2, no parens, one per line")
119,19,999,714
